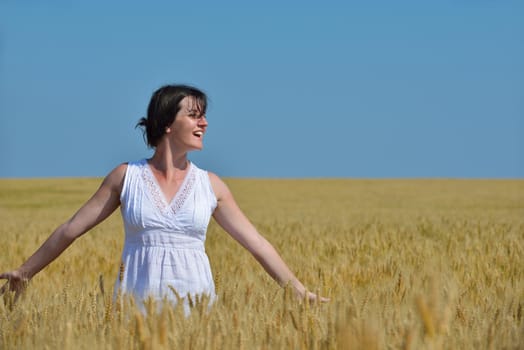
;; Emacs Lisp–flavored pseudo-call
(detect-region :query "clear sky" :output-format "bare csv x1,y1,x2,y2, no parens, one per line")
1,1,522,178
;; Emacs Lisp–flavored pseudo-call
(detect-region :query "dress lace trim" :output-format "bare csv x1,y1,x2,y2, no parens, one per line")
141,160,196,216
171,167,196,215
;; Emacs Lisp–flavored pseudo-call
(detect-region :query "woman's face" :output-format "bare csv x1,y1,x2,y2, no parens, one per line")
167,96,208,151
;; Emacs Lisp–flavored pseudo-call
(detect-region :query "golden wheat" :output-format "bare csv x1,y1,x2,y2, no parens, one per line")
0,178,523,349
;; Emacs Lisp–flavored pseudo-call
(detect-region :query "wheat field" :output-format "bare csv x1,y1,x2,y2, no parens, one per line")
0,178,522,349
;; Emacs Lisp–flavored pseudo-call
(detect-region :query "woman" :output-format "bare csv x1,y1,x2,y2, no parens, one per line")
0,84,327,313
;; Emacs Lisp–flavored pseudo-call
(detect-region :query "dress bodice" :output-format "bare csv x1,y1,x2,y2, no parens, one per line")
120,159,217,247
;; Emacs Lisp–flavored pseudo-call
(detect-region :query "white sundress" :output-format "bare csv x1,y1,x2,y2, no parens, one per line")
113,159,217,314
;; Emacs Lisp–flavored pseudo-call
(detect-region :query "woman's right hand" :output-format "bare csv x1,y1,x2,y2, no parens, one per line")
0,270,30,306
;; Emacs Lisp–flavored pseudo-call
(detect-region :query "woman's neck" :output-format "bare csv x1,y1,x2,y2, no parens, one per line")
148,145,188,173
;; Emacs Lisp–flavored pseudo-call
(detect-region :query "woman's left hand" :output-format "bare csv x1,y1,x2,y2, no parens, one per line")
300,290,330,304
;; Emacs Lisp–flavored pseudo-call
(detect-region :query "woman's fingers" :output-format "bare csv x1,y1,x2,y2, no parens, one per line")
0,271,28,295
312,295,329,303
297,291,329,304
0,271,17,281
307,291,330,303
0,282,7,295
0,272,13,295
0,272,29,308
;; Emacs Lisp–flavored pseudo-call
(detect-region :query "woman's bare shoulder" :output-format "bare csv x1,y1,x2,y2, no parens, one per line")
207,171,231,200
101,163,128,193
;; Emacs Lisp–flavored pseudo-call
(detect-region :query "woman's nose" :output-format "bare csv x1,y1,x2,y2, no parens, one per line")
198,116,208,126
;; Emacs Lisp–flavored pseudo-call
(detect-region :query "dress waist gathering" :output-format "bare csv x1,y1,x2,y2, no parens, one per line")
123,230,205,250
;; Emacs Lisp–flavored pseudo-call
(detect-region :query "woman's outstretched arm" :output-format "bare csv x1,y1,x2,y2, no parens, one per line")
0,164,127,301
209,173,328,303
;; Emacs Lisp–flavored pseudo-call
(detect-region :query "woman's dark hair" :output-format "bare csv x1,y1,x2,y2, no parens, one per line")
137,84,207,148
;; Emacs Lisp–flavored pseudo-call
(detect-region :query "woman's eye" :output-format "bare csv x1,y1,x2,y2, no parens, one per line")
189,114,204,120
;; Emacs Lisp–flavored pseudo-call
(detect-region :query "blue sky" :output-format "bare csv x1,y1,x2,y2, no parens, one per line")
1,1,522,178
